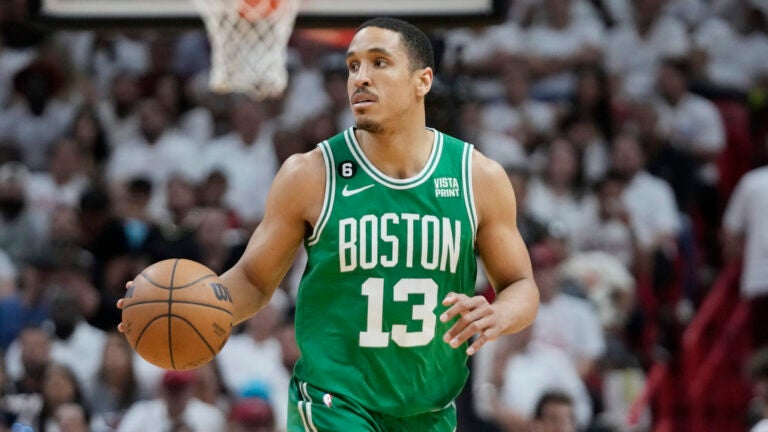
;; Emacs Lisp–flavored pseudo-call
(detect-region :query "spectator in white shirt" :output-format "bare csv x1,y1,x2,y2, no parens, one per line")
524,0,604,100
722,165,768,348
441,20,527,102
655,57,725,186
151,73,213,146
611,131,680,257
0,162,48,267
573,170,637,269
0,61,80,171
105,99,202,211
7,327,51,397
96,72,142,148
202,97,278,227
655,57,725,267
0,37,36,109
480,61,557,156
691,2,768,92
625,99,696,213
605,0,690,99
85,34,150,97
526,139,587,243
611,130,682,310
561,66,615,183
26,138,90,217
70,108,111,177
5,289,105,394
118,370,226,432
17,288,105,391
482,326,593,430
529,242,606,379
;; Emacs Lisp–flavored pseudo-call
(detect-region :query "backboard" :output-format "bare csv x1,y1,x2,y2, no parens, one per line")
36,0,507,28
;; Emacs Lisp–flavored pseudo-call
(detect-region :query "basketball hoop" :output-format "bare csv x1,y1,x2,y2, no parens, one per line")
190,0,300,101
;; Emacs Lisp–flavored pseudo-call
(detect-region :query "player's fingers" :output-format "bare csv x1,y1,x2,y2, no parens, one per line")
466,327,502,356
441,292,466,307
447,315,495,349
443,304,489,344
116,298,125,309
439,294,480,323
117,322,125,333
125,281,133,290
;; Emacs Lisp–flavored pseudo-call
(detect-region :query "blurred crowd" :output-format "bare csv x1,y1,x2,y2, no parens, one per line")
1,0,768,431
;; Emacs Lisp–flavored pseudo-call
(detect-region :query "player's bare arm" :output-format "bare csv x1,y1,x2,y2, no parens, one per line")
115,148,326,331
221,148,326,325
440,150,539,355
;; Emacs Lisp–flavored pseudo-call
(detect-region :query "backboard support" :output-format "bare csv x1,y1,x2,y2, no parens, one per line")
35,0,508,29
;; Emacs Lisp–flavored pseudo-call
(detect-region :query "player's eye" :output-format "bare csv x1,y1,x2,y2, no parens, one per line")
374,58,387,67
348,62,360,72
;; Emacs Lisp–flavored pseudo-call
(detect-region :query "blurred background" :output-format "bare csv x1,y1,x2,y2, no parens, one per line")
0,0,767,431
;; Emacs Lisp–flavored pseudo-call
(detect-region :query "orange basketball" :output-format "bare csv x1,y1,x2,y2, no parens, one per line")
122,259,234,370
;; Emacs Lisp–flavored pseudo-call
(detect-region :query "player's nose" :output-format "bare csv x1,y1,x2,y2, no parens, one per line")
352,64,372,88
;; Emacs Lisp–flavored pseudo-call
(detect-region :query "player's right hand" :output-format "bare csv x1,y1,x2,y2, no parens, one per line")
115,281,133,333
440,292,503,355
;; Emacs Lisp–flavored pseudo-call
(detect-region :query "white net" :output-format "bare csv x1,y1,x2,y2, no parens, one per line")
190,0,300,100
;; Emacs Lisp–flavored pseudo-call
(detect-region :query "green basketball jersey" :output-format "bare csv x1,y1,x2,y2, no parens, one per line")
293,127,478,417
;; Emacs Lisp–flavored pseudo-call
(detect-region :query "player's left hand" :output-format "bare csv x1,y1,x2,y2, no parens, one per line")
440,292,503,356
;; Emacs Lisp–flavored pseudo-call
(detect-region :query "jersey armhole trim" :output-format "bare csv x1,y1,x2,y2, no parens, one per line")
307,141,334,246
462,143,478,244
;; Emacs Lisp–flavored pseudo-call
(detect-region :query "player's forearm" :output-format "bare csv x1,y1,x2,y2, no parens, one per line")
219,265,272,325
491,278,539,335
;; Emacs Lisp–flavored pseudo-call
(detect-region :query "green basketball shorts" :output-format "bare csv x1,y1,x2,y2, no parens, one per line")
287,378,456,432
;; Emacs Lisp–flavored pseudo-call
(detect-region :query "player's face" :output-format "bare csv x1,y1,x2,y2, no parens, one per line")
346,27,426,132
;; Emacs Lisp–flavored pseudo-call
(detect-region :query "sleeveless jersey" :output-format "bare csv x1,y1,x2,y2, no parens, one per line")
293,127,478,417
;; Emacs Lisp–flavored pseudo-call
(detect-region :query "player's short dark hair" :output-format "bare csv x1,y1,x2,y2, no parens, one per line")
357,17,434,70
534,391,574,419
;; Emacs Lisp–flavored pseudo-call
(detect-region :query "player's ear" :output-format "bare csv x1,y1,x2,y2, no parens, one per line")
415,67,433,97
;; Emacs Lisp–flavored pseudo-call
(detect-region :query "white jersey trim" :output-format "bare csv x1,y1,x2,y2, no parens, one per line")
462,143,478,243
307,141,335,246
343,127,443,190
298,381,319,432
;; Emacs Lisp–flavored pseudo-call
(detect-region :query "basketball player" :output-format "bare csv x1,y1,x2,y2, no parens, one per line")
119,17,539,431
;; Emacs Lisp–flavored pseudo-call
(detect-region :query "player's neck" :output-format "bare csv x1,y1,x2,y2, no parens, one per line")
354,123,434,180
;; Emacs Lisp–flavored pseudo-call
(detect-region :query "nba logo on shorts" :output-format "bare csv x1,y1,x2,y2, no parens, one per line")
323,393,333,408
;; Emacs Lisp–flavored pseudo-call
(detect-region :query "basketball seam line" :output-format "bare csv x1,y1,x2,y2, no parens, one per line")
170,313,218,356
168,259,179,370
134,315,167,352
132,313,218,365
140,272,218,290
122,300,234,316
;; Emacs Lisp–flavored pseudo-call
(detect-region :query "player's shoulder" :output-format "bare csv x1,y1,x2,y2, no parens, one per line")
468,148,517,225
277,147,326,183
470,147,508,185
269,148,326,221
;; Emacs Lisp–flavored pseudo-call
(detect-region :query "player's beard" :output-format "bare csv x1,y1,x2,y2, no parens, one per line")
355,117,383,133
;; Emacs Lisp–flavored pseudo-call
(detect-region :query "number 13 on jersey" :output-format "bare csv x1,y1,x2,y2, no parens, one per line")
359,277,438,348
